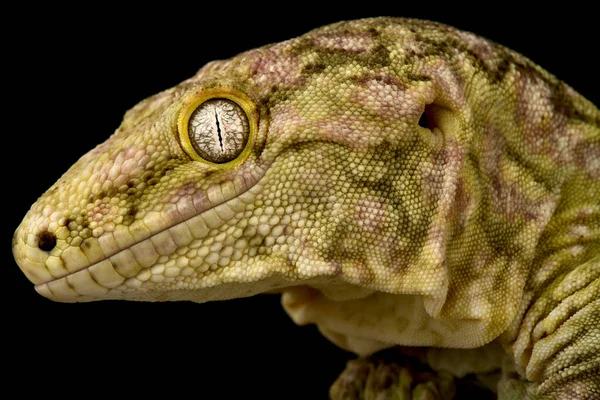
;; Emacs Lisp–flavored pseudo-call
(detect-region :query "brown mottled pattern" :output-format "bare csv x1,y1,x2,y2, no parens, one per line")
12,18,599,399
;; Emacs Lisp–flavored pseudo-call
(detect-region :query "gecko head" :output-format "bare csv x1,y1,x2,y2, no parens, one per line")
13,18,466,305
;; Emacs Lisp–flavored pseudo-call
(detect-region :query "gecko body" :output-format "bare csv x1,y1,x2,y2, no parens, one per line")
13,18,599,399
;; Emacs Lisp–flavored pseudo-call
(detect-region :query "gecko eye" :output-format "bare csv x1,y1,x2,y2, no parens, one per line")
188,99,249,163
178,90,257,166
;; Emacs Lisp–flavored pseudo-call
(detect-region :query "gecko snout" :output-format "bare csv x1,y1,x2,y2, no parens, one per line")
12,218,124,302
12,222,54,285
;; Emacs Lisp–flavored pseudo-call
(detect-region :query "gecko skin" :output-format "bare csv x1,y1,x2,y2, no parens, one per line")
12,18,599,399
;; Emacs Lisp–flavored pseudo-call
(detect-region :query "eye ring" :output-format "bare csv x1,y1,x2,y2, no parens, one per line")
178,89,258,167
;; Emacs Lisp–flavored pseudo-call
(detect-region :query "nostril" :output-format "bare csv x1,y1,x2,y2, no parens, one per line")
38,231,57,252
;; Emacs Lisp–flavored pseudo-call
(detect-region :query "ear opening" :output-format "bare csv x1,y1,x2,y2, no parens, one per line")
417,102,463,144
418,103,435,130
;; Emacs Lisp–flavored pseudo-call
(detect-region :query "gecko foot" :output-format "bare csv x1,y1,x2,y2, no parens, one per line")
329,348,497,400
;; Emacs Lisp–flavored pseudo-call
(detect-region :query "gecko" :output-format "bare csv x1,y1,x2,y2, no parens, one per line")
12,17,599,399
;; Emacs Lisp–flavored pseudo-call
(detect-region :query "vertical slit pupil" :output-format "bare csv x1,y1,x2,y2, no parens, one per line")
214,110,224,152
188,98,249,164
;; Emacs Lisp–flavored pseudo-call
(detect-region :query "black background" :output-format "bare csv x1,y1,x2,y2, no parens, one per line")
4,4,598,399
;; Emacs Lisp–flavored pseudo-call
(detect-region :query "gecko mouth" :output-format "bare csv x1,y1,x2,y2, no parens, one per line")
13,164,268,302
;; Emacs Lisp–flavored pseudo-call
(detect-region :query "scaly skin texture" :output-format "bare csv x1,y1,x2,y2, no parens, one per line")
12,18,599,399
